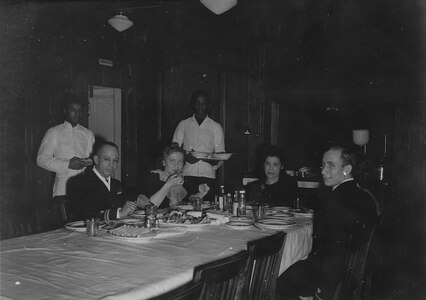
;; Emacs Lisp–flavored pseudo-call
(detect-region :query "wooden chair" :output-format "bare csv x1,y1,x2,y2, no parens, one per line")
243,231,287,300
149,281,203,300
195,250,249,300
150,251,248,300
333,225,377,300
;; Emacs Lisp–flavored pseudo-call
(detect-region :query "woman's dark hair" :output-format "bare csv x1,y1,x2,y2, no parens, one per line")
162,142,186,161
261,145,285,165
255,145,286,178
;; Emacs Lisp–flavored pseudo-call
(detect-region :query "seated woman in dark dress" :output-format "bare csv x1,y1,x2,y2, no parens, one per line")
246,146,299,207
140,143,209,209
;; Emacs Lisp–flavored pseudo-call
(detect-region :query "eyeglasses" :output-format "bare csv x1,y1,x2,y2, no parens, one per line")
321,162,337,171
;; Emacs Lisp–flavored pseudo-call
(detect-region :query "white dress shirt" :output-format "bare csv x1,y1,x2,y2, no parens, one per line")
37,121,95,197
173,115,225,179
93,167,111,191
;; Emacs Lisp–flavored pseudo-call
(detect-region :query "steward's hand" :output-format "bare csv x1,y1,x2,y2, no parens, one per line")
68,157,87,170
185,153,200,164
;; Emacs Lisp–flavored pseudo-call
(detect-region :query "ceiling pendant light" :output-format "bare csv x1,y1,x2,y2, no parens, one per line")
200,0,237,15
108,12,133,32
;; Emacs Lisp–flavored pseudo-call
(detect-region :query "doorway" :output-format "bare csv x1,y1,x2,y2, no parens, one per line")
88,85,122,180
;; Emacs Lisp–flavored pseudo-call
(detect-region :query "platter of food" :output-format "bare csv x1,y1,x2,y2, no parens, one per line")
159,211,218,228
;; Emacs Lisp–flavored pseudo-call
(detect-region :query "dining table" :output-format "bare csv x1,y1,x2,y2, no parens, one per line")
0,212,312,300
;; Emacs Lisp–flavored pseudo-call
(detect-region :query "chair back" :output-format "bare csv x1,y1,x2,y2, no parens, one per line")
243,231,286,300
149,281,203,300
194,250,249,300
334,224,377,300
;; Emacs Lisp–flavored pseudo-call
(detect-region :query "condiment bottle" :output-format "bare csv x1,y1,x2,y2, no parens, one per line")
238,190,247,216
218,185,225,211
232,190,239,216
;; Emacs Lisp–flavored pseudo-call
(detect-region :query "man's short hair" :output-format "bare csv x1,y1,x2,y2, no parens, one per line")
95,141,119,156
328,146,357,168
62,93,85,109
190,90,211,108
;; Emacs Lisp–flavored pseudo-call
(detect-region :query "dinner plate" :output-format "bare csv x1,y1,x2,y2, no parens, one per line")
289,209,314,218
229,216,253,222
226,220,253,228
119,218,145,225
268,212,294,218
257,218,295,226
64,221,86,232
271,206,292,212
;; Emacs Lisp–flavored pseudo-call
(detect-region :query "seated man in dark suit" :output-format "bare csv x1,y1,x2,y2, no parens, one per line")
67,141,136,221
277,146,378,300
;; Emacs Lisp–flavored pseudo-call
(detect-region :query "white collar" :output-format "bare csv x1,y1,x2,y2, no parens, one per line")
64,121,80,129
191,115,210,125
332,177,354,191
93,167,111,190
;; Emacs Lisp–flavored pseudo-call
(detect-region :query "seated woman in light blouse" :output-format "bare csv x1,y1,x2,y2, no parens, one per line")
246,146,299,207
139,143,209,209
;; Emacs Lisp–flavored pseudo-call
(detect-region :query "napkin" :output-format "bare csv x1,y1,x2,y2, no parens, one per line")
167,185,188,207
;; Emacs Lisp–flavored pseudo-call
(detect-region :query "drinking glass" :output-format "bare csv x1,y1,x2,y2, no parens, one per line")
86,217,100,237
253,205,265,221
192,197,202,211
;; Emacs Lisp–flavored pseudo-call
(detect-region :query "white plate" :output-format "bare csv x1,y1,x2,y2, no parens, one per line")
289,209,314,218
119,218,145,225
267,212,294,218
229,216,253,222
226,220,253,228
257,218,295,226
271,206,292,212
65,221,86,232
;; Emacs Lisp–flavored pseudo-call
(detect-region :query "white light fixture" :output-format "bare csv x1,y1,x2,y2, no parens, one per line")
353,129,369,155
200,0,237,15
108,12,133,32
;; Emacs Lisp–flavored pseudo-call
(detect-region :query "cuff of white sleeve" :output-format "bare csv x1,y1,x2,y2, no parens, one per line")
117,208,121,219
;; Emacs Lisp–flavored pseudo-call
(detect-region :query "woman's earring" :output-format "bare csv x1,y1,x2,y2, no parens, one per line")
343,171,347,176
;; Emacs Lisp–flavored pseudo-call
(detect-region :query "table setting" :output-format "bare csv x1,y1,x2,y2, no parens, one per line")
1,199,313,300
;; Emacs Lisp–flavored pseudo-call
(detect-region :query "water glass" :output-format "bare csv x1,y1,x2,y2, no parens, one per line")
192,197,202,211
86,217,100,237
253,205,265,221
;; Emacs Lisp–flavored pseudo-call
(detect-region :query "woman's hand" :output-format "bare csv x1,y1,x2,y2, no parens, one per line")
165,173,184,188
136,194,151,208
190,183,210,199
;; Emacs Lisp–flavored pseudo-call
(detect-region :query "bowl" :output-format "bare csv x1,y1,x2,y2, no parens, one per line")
211,153,233,160
190,151,210,159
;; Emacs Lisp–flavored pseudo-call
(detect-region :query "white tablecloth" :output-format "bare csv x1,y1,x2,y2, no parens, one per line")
0,218,312,300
